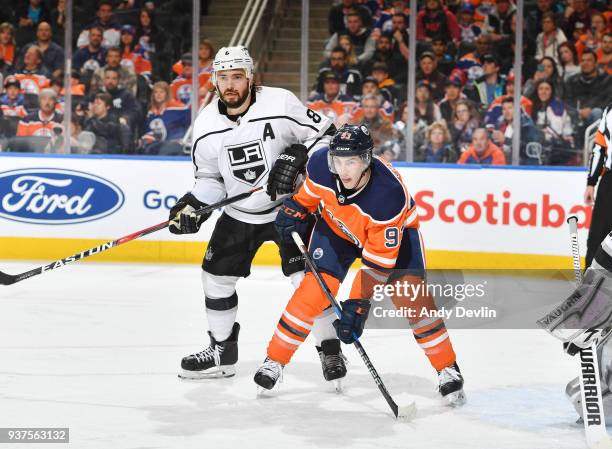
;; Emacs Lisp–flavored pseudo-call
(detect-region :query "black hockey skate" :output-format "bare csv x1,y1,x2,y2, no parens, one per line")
254,357,284,391
178,323,240,380
316,339,347,391
438,362,466,406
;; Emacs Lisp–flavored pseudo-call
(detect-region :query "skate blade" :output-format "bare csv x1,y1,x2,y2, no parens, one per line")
332,378,343,393
444,389,466,407
396,401,417,421
178,365,235,381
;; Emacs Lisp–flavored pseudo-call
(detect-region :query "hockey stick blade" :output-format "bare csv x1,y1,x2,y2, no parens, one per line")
0,271,17,286
291,232,416,421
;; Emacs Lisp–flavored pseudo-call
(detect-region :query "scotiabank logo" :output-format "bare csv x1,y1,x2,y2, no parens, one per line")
415,191,592,229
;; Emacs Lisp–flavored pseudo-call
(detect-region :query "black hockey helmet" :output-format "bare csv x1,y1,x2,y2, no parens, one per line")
328,124,374,174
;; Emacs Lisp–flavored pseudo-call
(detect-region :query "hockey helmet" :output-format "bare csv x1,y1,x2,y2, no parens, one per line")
212,46,254,86
328,124,374,175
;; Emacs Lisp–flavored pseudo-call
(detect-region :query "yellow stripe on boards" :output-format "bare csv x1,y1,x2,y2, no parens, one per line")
0,237,583,270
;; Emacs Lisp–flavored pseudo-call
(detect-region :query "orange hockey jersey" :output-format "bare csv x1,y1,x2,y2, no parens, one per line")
294,148,418,270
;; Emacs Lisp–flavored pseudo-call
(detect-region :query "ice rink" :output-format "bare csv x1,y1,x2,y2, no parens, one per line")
0,261,594,449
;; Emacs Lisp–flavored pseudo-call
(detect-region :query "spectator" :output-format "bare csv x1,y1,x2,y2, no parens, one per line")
355,94,395,148
83,92,121,153
307,71,357,127
416,51,447,102
450,99,481,153
316,47,362,98
98,67,141,130
438,75,466,123
324,11,375,64
457,3,484,43
0,76,27,120
140,81,190,155
456,35,492,85
523,56,562,99
465,54,505,110
416,0,460,44
338,34,359,67
415,80,442,127
431,37,456,76
562,0,593,41
457,127,506,165
563,49,612,128
16,88,62,137
526,0,561,42
575,12,609,59
119,25,152,80
485,72,533,126
135,8,164,61
18,22,65,73
328,0,373,35
417,120,457,163
487,0,516,41
73,26,107,73
558,41,581,81
15,0,51,47
598,32,612,75
390,13,410,63
0,22,16,78
14,46,51,102
371,62,400,106
350,77,394,123
375,139,402,162
535,12,567,64
490,96,543,165
77,0,120,49
172,39,215,80
92,47,137,96
67,115,96,154
530,79,575,164
372,1,409,35
360,33,406,84
169,54,207,107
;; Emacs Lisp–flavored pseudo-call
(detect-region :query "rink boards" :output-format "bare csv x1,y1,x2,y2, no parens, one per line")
0,153,590,269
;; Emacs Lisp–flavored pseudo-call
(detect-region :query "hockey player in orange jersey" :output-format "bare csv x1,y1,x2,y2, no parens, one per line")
254,124,465,405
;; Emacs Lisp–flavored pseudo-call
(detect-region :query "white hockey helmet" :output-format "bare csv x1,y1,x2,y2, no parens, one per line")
212,46,254,86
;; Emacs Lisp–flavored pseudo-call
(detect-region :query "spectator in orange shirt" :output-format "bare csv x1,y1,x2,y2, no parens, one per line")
307,71,357,127
457,127,506,165
16,88,62,137
0,22,16,77
14,45,51,98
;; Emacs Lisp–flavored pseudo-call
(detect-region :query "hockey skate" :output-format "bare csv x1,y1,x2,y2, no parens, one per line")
438,362,466,406
178,323,240,380
316,339,347,392
254,357,284,393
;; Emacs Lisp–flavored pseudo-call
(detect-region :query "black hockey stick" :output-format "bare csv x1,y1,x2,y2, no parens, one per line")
0,187,263,286
567,215,612,449
291,232,416,421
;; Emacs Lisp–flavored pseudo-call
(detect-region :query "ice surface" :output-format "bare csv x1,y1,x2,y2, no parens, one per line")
0,262,593,448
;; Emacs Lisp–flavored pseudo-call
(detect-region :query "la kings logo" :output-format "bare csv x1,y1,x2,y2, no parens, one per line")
226,140,268,186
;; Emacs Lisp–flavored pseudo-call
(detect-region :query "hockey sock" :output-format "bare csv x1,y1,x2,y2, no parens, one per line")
205,293,238,342
311,307,338,345
290,271,305,289
268,272,340,365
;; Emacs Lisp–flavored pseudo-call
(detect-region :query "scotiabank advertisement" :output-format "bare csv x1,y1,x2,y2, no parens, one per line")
0,154,590,259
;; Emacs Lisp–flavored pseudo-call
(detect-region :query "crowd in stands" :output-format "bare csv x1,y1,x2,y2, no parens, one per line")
307,0,612,165
0,0,209,154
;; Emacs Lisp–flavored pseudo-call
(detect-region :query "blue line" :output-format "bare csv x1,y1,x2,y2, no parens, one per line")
0,152,191,162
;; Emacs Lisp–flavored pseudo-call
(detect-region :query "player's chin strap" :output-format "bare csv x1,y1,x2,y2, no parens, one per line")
334,167,370,204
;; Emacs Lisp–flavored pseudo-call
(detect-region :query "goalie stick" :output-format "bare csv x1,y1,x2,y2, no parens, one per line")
291,231,417,421
0,187,263,286
567,215,612,449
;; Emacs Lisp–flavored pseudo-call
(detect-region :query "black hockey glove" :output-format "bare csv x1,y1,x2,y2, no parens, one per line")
169,193,211,234
267,144,309,201
333,299,371,344
274,197,310,245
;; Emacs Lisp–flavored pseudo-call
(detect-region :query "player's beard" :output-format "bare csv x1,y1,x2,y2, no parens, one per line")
220,86,250,109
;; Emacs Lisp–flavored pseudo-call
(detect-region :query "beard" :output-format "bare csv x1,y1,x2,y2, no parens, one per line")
220,86,250,109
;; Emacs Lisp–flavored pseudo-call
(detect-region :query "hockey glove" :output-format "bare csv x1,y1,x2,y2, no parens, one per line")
169,193,211,234
334,299,371,344
267,144,309,201
274,197,310,245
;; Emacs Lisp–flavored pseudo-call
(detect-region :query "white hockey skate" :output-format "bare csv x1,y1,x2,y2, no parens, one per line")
438,362,466,406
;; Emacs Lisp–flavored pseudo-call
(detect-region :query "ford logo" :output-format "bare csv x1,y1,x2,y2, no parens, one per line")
0,168,124,225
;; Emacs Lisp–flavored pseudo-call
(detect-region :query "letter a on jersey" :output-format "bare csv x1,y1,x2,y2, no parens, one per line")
262,122,275,141
225,139,269,185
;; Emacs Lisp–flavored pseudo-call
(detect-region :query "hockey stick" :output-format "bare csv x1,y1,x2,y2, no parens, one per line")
291,232,417,421
0,187,263,286
567,215,612,449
